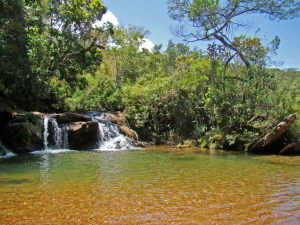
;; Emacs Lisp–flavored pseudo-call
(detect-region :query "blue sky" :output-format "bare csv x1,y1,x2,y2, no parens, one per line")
102,0,300,69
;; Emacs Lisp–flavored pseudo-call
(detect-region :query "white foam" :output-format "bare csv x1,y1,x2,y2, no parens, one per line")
31,149,77,155
95,136,133,151
0,141,15,158
0,152,17,158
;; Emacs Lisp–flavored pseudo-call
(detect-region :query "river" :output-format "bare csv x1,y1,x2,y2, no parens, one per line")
0,147,299,224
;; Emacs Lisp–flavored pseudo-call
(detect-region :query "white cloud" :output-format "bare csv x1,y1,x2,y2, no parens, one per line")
140,38,155,51
108,38,155,51
94,11,155,52
93,11,119,28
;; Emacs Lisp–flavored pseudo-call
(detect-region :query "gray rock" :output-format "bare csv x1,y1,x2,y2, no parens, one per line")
67,121,99,150
5,112,44,154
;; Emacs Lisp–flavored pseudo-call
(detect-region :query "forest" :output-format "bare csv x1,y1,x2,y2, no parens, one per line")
1,0,300,149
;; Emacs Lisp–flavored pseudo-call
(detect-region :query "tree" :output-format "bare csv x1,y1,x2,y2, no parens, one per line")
206,34,280,92
44,0,109,82
0,0,110,109
167,0,300,79
106,25,151,83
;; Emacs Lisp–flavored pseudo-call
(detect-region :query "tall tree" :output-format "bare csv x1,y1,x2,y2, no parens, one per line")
167,0,300,79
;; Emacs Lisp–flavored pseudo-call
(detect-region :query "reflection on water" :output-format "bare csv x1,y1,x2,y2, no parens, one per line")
0,147,299,224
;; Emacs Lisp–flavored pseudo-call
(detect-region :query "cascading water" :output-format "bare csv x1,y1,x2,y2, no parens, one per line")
98,122,132,150
43,116,69,150
62,126,69,149
49,118,63,149
43,115,49,150
0,140,15,157
0,140,8,156
42,112,137,151
84,111,135,150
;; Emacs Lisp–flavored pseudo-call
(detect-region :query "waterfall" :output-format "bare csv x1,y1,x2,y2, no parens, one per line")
41,112,138,151
49,118,62,149
84,111,135,150
0,140,8,156
46,118,69,150
62,126,69,149
0,141,7,151
43,115,49,150
98,122,105,144
0,140,15,157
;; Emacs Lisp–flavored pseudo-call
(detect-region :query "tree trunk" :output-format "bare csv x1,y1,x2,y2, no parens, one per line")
214,34,253,80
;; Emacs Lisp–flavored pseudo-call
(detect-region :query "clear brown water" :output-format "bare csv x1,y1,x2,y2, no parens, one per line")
0,147,299,224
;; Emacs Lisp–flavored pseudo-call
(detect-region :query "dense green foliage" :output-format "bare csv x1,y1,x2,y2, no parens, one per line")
0,0,109,109
61,26,300,148
1,0,299,149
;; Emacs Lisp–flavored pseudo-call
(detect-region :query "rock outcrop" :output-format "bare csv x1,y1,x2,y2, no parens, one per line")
67,121,99,150
3,110,143,154
108,111,127,126
5,112,44,154
0,95,13,144
53,113,91,125
0,110,12,140
245,114,297,153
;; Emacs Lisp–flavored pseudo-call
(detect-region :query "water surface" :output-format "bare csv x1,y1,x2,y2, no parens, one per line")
0,147,299,224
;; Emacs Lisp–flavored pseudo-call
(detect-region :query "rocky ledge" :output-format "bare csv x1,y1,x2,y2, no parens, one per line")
1,111,144,154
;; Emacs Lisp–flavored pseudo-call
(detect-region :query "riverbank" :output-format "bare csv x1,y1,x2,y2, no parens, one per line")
0,93,299,155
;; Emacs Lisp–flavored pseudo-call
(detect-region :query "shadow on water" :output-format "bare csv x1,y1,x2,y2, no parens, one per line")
0,178,32,186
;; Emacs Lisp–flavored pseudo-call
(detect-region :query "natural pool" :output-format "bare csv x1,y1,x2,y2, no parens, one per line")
0,147,299,224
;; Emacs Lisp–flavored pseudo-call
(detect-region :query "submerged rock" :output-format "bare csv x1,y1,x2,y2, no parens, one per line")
254,155,300,166
245,114,297,153
5,112,44,154
67,121,99,150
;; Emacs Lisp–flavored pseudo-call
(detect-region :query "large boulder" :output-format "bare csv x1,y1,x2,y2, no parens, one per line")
245,114,297,153
67,121,99,150
5,112,44,154
53,113,91,125
0,95,13,140
0,110,12,139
